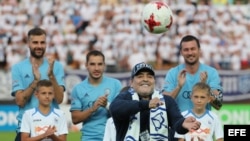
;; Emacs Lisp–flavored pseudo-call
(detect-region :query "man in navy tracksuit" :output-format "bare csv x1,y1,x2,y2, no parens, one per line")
110,62,201,141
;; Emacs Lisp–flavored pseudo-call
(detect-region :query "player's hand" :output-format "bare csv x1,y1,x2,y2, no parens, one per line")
44,125,56,138
92,94,109,112
182,116,201,131
191,136,204,141
47,57,55,77
178,69,186,87
200,71,207,83
149,97,163,109
31,58,40,80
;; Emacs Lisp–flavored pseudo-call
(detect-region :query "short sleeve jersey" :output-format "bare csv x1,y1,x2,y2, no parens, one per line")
20,107,68,140
70,76,122,141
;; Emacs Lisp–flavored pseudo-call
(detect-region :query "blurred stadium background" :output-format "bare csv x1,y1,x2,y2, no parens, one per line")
1,0,250,140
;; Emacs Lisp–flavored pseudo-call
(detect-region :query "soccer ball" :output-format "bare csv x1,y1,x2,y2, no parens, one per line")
141,1,173,34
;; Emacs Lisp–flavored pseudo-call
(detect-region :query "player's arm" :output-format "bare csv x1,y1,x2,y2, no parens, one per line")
210,89,223,110
15,80,39,107
21,132,48,141
42,126,66,141
163,85,182,98
164,70,186,98
49,134,67,141
207,69,223,110
71,94,108,124
48,59,64,104
49,74,64,104
71,108,95,124
216,138,223,141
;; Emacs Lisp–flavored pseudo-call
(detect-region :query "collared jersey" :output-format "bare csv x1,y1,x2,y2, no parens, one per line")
20,107,68,140
70,76,122,141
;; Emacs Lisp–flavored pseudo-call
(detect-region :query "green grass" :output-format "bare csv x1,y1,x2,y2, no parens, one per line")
0,131,81,141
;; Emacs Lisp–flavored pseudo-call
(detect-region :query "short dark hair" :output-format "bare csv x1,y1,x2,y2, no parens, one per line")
86,50,105,63
36,79,53,90
180,35,200,49
28,27,46,39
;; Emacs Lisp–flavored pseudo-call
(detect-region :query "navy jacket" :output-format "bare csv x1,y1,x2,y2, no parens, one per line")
110,88,188,141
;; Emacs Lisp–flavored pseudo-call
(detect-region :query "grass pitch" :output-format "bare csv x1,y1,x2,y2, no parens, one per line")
0,131,81,141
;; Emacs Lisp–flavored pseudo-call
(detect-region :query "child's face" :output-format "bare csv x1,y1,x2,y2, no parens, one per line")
35,86,54,107
191,89,210,110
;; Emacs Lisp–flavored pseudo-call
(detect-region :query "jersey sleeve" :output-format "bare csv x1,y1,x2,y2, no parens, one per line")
11,64,24,96
164,69,178,92
109,79,122,101
20,111,31,133
214,114,224,140
70,86,83,111
57,112,69,135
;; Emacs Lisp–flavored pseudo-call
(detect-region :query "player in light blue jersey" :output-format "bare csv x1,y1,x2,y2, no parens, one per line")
164,63,222,112
11,27,65,141
70,50,122,141
163,35,223,112
163,35,223,141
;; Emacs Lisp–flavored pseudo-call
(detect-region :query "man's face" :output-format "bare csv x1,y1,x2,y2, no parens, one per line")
131,71,155,99
86,55,105,80
180,40,200,65
28,35,46,59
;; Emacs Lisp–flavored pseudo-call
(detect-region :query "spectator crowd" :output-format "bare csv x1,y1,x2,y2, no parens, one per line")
1,0,250,73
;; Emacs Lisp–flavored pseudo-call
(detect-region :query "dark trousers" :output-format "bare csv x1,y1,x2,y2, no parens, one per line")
169,128,178,141
15,132,21,141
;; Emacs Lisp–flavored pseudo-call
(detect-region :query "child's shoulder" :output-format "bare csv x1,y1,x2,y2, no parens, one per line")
207,110,220,118
53,108,66,115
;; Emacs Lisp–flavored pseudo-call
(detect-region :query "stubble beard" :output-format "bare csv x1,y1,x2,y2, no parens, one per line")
185,57,198,66
30,49,45,59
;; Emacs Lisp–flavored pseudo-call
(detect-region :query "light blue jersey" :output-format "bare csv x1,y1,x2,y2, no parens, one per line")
164,63,222,112
70,76,122,141
11,58,65,132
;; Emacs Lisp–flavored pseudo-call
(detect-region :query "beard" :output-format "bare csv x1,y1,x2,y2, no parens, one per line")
185,56,198,66
30,48,45,59
89,71,102,80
